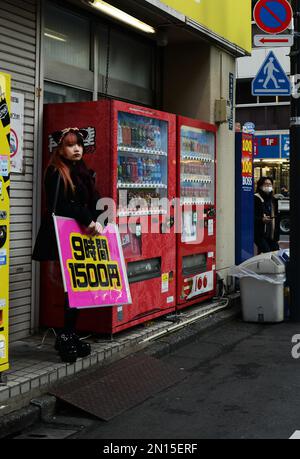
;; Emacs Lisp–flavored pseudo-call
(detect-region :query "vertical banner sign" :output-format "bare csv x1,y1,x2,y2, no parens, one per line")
53,217,132,309
0,72,10,374
10,92,24,174
241,134,254,191
228,73,234,131
235,133,254,265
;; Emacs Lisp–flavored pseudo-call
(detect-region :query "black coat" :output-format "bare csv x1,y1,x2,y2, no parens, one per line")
254,192,280,243
33,162,100,261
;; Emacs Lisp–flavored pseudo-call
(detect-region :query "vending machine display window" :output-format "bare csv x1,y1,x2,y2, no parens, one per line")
180,126,215,205
117,112,168,216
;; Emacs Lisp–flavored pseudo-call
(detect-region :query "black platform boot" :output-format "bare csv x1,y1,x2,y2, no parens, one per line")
55,332,78,363
70,333,91,358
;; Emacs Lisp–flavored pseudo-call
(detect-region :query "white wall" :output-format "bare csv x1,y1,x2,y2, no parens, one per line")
237,47,290,79
163,43,236,283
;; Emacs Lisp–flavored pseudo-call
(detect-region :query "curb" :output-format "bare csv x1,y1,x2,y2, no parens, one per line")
144,301,241,358
0,298,240,438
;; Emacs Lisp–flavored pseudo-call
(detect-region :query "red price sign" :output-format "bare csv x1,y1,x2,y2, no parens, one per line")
242,134,253,179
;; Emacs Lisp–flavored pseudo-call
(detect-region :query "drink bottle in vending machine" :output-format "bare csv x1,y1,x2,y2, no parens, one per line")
40,100,177,335
176,115,217,309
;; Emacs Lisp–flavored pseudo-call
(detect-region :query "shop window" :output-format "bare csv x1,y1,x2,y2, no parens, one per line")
98,26,154,90
44,2,91,70
44,82,92,104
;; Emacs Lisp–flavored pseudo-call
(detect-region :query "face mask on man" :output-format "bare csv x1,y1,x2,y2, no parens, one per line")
262,186,273,194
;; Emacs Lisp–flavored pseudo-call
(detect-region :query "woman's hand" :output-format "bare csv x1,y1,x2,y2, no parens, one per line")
87,221,103,236
262,214,272,224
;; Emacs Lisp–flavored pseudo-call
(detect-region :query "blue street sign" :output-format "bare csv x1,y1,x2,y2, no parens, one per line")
281,134,290,159
252,51,290,96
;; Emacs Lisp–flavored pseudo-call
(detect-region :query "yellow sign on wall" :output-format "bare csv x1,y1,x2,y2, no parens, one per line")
0,71,11,373
160,0,252,53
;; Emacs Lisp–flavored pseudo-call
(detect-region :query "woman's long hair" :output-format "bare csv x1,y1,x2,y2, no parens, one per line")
46,132,85,193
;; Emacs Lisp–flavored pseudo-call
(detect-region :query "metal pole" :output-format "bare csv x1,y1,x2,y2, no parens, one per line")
289,0,300,321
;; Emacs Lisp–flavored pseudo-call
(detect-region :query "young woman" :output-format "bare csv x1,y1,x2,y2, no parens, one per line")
33,127,102,363
254,176,280,254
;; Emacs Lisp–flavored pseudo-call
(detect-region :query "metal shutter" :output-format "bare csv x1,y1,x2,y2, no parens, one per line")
0,0,37,341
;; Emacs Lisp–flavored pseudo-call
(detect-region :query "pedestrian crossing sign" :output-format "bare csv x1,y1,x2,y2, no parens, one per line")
252,51,290,96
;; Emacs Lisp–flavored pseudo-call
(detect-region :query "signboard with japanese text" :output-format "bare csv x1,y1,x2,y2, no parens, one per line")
0,71,10,373
228,73,234,131
235,132,254,265
241,134,253,192
281,134,290,159
254,134,289,158
53,217,132,309
10,92,24,173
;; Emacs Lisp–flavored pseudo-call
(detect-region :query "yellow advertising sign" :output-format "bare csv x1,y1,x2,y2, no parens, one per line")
0,71,11,373
160,0,252,53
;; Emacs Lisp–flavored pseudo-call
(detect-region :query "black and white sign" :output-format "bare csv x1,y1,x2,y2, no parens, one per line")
10,92,24,173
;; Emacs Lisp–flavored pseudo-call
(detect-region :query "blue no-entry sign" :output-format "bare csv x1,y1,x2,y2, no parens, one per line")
254,0,293,34
252,51,291,96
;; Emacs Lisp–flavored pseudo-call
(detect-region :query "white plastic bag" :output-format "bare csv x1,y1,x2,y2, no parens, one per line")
229,265,286,285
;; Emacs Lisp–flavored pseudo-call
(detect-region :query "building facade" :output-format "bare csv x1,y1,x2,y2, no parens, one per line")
0,0,251,341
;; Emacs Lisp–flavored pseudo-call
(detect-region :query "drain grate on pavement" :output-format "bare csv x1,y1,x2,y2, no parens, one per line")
49,353,187,421
14,426,78,440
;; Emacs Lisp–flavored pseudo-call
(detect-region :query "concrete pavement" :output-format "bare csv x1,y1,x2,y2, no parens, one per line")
0,295,239,438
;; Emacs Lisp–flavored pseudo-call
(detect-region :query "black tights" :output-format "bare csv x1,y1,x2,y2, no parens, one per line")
63,294,78,333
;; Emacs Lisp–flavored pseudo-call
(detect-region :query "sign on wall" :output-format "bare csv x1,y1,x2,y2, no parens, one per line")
0,71,10,373
281,134,290,159
241,133,253,192
254,133,290,159
10,92,24,174
235,132,254,265
54,217,132,309
228,73,234,131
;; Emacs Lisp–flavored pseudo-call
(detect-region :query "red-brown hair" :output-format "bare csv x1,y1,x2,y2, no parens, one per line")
47,132,85,193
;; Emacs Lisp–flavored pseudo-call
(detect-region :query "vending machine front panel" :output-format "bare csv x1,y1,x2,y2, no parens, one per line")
177,116,217,310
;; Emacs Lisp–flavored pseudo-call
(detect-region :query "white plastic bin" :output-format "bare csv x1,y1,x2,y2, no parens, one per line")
240,275,284,323
231,252,287,323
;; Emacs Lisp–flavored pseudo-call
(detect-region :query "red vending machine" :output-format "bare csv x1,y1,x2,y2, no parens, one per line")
176,116,217,310
40,100,177,335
